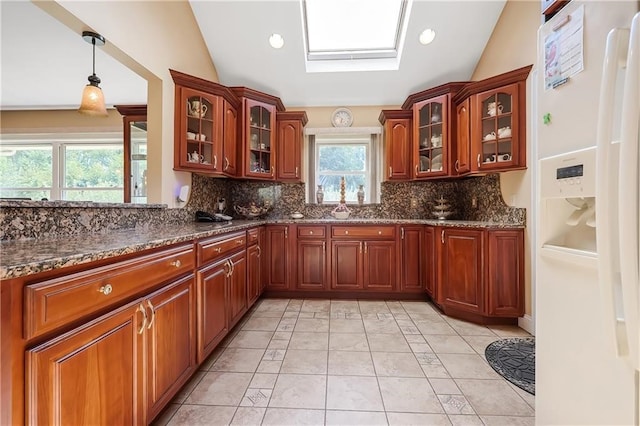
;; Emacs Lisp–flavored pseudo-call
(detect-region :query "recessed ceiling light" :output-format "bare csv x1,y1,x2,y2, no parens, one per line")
419,29,436,45
269,33,284,49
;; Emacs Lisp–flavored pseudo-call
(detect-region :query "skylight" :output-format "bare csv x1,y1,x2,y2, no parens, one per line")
301,0,411,72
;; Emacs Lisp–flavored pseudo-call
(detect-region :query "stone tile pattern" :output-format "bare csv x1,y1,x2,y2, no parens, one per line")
224,174,524,224
153,298,535,426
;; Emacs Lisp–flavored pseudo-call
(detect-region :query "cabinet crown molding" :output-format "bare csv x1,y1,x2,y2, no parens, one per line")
169,69,241,109
452,65,533,104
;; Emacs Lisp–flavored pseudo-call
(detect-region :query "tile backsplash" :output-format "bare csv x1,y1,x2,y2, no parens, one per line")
193,173,524,225
0,173,523,241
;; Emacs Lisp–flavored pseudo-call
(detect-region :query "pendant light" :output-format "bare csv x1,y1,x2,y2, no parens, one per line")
78,31,108,116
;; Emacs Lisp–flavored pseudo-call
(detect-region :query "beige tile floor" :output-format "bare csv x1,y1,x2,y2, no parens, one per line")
153,299,534,426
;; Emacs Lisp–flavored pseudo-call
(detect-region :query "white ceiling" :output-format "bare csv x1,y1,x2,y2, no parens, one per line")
1,0,506,110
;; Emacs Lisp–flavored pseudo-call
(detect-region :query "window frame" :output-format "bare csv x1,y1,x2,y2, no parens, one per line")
307,129,382,204
0,132,124,202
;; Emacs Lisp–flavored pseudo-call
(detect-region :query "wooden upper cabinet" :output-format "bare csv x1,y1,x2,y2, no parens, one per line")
222,100,238,175
170,69,240,176
465,65,531,173
413,94,449,178
276,111,308,182
379,110,413,181
231,87,285,180
454,99,471,175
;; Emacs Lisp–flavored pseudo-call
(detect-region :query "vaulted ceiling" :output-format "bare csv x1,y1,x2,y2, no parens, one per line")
1,0,506,110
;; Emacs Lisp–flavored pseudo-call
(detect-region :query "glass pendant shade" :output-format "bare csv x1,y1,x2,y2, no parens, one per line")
78,31,108,116
79,77,107,116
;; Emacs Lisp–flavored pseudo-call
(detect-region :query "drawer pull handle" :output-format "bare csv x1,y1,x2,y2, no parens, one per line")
170,260,182,268
225,260,232,277
213,155,217,170
147,300,155,329
364,242,368,253
224,157,229,171
477,154,481,168
214,247,222,253
441,230,445,244
454,159,460,172
401,227,405,240
137,303,147,334
236,239,244,245
257,246,261,257
98,284,113,295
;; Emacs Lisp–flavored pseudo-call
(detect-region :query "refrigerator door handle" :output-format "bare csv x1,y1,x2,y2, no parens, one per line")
596,26,630,359
618,12,640,371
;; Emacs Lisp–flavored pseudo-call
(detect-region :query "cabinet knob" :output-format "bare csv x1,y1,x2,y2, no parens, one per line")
170,260,182,268
214,247,222,253
345,230,349,235
98,284,113,295
310,231,313,235
378,230,382,235
237,239,244,245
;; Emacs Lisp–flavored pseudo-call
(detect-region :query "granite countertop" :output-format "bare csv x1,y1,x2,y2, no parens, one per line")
0,219,523,280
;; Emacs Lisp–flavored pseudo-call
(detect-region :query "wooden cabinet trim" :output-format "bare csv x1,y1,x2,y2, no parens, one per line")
197,232,246,266
297,226,326,238
331,226,395,239
24,243,195,340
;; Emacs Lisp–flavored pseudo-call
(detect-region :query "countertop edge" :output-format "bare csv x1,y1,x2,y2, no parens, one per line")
1,219,523,280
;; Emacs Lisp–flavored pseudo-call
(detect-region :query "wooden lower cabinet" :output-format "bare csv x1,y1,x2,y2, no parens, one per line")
331,241,363,290
363,240,396,290
26,275,196,425
399,226,423,292
146,276,196,420
487,230,524,317
330,239,396,291
197,259,229,363
440,228,484,314
432,226,524,321
424,227,437,299
296,239,327,290
228,251,248,328
265,225,290,290
197,249,247,362
247,242,261,307
26,302,143,426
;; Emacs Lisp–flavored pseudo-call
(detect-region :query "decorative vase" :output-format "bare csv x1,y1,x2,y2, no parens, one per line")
316,185,324,204
357,185,365,205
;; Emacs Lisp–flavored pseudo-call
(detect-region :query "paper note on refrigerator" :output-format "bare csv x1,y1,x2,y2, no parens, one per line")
544,4,585,90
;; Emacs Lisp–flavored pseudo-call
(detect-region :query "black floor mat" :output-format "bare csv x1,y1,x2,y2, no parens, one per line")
485,337,535,395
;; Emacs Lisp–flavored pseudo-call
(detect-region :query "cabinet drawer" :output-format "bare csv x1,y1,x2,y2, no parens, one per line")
297,226,326,238
24,243,195,340
198,231,246,265
247,228,260,246
332,226,395,239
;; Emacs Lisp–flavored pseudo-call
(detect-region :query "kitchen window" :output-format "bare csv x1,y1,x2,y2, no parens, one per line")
0,134,124,202
308,132,381,204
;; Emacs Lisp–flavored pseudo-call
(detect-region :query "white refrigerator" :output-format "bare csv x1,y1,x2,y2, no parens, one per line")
536,1,640,425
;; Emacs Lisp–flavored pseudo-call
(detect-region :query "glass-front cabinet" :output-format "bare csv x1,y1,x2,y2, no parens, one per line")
231,86,284,181
471,83,520,172
413,94,448,178
247,100,275,178
180,88,219,170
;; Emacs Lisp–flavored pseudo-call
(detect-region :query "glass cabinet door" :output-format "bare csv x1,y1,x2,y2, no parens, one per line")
247,102,274,177
475,84,518,169
415,94,447,177
184,90,217,168
130,121,147,204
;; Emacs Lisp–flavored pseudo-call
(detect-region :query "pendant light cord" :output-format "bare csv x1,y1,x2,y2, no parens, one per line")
92,37,96,76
